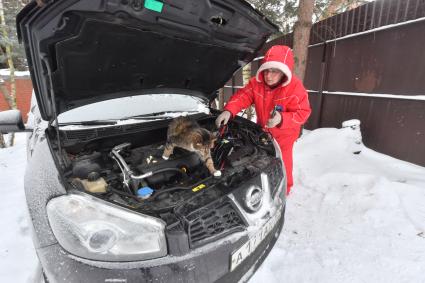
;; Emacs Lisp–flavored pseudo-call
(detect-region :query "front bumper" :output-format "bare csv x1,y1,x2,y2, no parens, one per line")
38,206,285,283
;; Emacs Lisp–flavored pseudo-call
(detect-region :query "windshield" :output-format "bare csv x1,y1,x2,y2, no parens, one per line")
58,94,209,123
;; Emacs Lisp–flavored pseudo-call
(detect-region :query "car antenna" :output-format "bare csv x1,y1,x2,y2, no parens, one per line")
41,55,62,155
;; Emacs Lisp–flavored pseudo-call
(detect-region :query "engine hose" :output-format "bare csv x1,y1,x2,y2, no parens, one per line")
129,167,189,195
153,167,189,178
131,167,188,180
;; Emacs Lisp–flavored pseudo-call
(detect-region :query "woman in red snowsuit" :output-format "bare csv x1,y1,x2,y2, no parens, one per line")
216,45,311,195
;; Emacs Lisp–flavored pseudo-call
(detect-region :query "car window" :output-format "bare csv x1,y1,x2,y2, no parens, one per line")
58,94,208,123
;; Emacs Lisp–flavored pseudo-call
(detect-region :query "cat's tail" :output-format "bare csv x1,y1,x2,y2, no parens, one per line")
168,116,193,137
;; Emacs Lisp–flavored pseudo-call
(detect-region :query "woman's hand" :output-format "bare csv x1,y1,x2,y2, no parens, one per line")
265,111,282,128
215,111,231,128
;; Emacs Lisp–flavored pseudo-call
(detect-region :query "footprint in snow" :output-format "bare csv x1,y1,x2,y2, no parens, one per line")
18,215,30,235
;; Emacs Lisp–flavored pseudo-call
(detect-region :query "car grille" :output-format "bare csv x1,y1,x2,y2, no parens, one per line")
186,199,246,248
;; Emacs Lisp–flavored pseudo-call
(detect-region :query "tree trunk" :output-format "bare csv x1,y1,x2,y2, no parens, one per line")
0,133,5,148
218,88,225,110
0,81,13,148
242,63,255,121
0,0,17,146
292,0,315,82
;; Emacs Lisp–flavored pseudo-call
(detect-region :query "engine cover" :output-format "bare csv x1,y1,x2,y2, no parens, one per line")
136,149,202,185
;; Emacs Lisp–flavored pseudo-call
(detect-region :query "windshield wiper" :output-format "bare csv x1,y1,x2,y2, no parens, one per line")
58,120,118,126
123,110,199,120
58,111,200,126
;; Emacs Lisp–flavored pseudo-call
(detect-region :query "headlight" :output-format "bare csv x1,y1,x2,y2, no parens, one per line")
47,193,167,261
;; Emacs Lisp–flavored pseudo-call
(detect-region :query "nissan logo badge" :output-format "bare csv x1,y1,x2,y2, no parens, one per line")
244,185,264,212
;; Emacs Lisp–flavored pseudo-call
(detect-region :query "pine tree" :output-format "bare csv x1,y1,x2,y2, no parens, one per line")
315,0,368,20
247,0,289,35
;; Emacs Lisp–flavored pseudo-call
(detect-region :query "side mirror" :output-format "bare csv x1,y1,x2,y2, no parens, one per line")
0,110,28,133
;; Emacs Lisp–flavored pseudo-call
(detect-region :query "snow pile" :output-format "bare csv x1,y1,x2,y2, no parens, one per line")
0,133,38,282
0,110,23,125
0,69,30,77
250,127,425,283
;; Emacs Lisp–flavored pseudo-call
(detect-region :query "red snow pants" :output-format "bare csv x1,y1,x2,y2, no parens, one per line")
276,131,299,195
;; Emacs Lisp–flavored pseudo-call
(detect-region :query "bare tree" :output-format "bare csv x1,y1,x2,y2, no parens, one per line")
292,0,315,82
0,0,17,147
319,0,345,20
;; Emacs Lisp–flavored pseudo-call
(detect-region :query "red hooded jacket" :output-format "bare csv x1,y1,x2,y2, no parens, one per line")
224,45,311,192
224,45,311,140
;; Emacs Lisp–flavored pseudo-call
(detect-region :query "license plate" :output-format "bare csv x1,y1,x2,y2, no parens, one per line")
230,211,281,271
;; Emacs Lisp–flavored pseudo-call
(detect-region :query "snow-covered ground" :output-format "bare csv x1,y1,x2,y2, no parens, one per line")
0,133,38,282
251,127,425,283
1,127,424,282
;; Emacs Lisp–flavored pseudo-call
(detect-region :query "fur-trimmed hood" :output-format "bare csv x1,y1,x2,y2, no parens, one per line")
256,45,294,87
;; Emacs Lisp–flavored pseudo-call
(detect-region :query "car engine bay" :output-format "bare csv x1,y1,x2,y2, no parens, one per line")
59,114,284,249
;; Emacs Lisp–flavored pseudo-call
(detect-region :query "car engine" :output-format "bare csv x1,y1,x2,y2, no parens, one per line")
61,115,284,249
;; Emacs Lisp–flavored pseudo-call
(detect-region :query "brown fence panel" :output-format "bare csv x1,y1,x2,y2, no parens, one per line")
303,45,325,91
318,93,425,166
304,92,321,130
326,20,425,96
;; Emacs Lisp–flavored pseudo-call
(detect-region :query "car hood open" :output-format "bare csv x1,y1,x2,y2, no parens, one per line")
17,0,278,121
